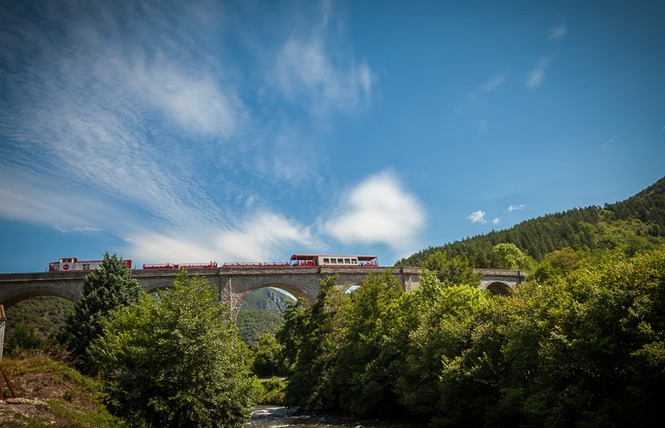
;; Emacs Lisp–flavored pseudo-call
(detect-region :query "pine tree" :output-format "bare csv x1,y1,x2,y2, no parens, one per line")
59,252,142,372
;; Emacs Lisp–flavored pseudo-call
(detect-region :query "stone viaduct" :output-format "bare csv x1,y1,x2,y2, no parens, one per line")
0,266,525,312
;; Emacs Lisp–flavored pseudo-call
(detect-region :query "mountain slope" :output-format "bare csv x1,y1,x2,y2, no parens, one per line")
398,176,665,268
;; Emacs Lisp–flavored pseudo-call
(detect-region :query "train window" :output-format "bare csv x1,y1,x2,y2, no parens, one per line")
82,264,91,270
344,259,350,264
323,258,330,264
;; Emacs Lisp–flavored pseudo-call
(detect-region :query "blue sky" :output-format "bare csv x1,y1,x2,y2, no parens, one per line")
1,0,664,273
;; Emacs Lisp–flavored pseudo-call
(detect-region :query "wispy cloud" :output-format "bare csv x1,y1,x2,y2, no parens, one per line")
323,171,425,251
458,75,506,113
0,0,380,264
467,210,487,224
602,134,621,150
128,212,319,264
508,204,527,212
548,21,568,40
271,22,374,116
468,76,506,101
526,56,551,90
492,218,500,225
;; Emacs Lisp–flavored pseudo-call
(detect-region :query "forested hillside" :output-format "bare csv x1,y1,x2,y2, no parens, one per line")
237,288,293,345
398,176,665,268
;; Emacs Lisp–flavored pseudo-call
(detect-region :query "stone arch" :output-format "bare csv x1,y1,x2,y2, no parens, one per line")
234,281,313,312
485,281,512,296
0,285,81,309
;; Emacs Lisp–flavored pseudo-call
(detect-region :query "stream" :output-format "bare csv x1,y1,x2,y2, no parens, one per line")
247,405,421,428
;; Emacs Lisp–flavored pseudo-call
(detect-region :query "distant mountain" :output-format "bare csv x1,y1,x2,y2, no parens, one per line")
237,288,294,346
398,176,665,268
241,288,293,313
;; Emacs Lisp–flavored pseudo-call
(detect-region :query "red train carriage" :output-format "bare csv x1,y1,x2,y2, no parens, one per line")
142,261,218,269
48,257,133,271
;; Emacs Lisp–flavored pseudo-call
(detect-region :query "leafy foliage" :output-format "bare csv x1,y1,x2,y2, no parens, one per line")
282,276,347,411
252,333,285,377
4,296,74,355
277,246,665,426
237,309,285,346
90,270,256,428
58,253,141,372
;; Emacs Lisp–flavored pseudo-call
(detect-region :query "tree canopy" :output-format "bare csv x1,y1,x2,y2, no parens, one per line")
276,246,665,426
58,252,142,372
91,270,256,427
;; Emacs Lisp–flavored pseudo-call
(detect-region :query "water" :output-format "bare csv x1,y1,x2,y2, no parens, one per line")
247,405,421,428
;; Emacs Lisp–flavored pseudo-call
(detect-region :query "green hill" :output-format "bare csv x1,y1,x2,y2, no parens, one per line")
397,176,665,268
237,288,294,346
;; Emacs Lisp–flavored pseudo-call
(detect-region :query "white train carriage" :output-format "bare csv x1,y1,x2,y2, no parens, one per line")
48,257,133,271
289,254,379,267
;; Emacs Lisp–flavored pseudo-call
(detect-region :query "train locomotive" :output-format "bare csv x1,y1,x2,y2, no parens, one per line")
48,257,133,271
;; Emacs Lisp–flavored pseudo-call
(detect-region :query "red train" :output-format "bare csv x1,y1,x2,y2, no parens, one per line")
143,261,218,269
48,254,378,271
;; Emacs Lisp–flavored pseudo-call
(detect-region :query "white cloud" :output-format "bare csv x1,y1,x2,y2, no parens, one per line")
127,211,318,264
214,212,318,261
526,56,551,90
467,210,487,224
492,218,500,225
508,204,527,212
128,61,244,138
548,22,568,40
272,28,374,114
323,171,425,250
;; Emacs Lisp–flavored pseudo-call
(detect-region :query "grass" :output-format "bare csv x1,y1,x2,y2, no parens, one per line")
1,351,124,427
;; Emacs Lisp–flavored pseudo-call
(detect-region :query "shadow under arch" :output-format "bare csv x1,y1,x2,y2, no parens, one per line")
485,281,513,296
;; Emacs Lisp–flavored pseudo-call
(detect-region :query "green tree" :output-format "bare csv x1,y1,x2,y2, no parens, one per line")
252,333,285,377
423,250,480,286
335,271,408,416
529,247,584,284
91,270,256,427
276,298,309,374
397,273,500,424
282,276,348,411
492,243,534,270
58,253,141,372
5,323,44,354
